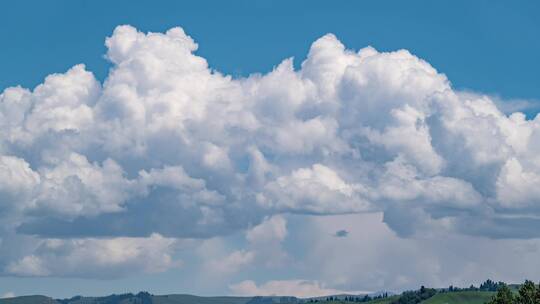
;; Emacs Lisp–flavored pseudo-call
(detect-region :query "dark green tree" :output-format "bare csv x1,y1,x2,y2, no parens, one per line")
488,284,515,304
481,280,504,292
535,282,540,304
517,280,536,304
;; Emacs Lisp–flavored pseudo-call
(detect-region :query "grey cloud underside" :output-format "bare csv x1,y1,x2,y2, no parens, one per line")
16,188,251,238
1,25,540,277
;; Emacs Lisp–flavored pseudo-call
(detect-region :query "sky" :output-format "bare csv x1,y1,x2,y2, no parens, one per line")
1,0,540,299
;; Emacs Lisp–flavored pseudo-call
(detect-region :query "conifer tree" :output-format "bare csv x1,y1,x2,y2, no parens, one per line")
517,280,536,304
534,282,540,304
488,284,515,304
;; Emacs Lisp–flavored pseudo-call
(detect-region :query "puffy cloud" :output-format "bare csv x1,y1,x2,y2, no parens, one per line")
6,234,179,278
34,153,135,217
246,215,289,267
0,155,40,213
258,165,370,214
0,24,540,280
496,158,540,208
361,105,445,176
246,215,287,244
375,158,483,210
229,279,367,298
23,65,99,137
206,250,255,275
203,215,288,275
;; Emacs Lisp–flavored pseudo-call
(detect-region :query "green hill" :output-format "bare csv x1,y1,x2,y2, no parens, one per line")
0,294,298,304
370,295,400,304
152,294,255,304
0,290,498,304
0,296,57,304
312,295,398,304
420,291,494,304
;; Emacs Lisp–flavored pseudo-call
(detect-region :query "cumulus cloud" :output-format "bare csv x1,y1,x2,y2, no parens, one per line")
246,215,287,243
6,234,179,278
0,155,40,214
258,164,370,214
203,215,288,275
246,215,289,267
0,24,540,279
205,250,255,275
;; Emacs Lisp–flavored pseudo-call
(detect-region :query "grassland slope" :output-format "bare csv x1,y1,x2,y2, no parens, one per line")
420,291,494,304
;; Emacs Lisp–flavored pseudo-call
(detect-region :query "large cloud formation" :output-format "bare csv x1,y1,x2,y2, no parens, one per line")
1,25,540,279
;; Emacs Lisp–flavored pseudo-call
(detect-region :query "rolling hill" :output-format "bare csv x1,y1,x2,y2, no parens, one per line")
0,296,57,304
420,291,495,304
0,290,498,304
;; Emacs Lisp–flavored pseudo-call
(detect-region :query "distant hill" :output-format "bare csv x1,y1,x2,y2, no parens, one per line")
421,291,495,304
0,293,302,304
0,296,57,304
152,294,253,304
318,290,498,304
0,289,498,304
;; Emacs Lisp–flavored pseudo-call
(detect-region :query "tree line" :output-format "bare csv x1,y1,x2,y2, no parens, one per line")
391,286,436,304
442,279,506,293
308,293,389,303
488,280,540,304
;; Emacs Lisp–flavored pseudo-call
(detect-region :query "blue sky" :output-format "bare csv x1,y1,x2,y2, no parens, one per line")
1,0,540,299
2,0,540,100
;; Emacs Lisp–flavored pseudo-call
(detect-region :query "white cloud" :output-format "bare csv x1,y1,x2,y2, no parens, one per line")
0,155,40,212
203,215,288,275
23,65,99,137
34,153,135,217
246,215,289,267
6,234,179,278
376,158,483,209
206,250,255,275
1,24,540,280
496,158,540,208
258,164,371,214
247,215,287,244
229,279,368,298
361,105,445,176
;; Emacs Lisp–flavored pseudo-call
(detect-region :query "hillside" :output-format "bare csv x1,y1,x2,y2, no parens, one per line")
0,290,497,304
420,291,495,304
321,295,398,304
152,295,252,304
0,294,299,304
0,296,57,304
